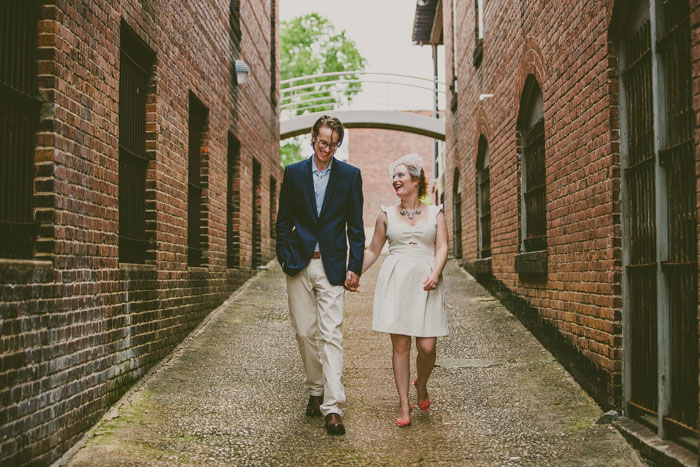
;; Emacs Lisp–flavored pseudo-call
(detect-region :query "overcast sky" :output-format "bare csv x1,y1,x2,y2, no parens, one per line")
279,0,445,111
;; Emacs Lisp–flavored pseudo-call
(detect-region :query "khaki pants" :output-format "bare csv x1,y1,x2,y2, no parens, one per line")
286,258,345,416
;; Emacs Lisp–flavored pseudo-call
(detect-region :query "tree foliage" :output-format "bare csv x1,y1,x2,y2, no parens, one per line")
280,13,366,166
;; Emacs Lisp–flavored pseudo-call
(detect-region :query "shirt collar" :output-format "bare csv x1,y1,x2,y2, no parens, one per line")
311,155,333,175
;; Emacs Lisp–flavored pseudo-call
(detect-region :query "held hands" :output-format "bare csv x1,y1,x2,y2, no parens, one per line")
344,270,360,292
423,272,440,291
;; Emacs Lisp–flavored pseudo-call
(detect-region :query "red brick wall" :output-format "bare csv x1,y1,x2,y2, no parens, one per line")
347,128,434,227
0,1,280,465
444,0,623,406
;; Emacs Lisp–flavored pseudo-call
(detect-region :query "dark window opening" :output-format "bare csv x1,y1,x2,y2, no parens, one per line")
269,176,277,239
119,24,155,264
477,137,490,258
452,170,462,259
0,0,40,259
517,77,546,253
252,159,262,268
188,94,208,267
227,133,241,268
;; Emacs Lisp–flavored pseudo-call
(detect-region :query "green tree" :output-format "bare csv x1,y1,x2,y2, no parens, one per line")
280,13,366,166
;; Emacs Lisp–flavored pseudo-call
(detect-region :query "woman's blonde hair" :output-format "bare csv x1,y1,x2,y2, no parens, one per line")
390,153,428,198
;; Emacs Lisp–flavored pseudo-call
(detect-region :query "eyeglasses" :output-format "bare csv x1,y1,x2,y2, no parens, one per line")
315,138,340,150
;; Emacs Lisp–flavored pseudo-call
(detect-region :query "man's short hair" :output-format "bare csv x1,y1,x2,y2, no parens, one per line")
312,115,344,145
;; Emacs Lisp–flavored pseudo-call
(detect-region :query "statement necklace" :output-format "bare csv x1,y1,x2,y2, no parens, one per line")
399,205,421,220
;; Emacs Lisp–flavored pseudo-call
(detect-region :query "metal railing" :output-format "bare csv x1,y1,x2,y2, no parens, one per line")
280,71,446,116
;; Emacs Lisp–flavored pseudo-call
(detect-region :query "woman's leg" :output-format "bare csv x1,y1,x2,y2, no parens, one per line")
415,337,437,405
390,333,412,420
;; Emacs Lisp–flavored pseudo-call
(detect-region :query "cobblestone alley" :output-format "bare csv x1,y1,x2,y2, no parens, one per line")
62,256,645,466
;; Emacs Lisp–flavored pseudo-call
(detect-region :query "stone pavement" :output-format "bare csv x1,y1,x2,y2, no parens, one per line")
62,256,646,466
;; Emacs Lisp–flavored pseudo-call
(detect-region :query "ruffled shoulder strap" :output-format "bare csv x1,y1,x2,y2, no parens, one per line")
432,204,444,221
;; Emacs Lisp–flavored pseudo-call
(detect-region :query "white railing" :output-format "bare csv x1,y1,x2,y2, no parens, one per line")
280,71,446,117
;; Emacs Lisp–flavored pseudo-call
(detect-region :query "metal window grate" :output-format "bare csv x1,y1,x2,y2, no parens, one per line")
523,118,546,251
623,17,659,417
452,171,462,259
188,95,207,267
118,26,154,263
269,176,276,239
251,160,262,268
0,1,40,259
227,134,241,268
658,0,698,434
477,140,490,258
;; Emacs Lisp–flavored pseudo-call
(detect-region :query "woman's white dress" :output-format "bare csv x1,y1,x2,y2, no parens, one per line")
372,204,448,337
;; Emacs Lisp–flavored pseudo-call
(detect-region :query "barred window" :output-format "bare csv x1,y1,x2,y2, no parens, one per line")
252,159,262,268
119,24,154,263
0,1,40,259
477,136,490,258
188,94,208,267
518,77,546,252
452,170,462,259
473,0,484,66
227,133,241,268
269,176,277,239
230,0,241,39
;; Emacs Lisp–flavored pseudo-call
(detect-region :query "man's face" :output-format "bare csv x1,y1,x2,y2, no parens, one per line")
312,126,340,166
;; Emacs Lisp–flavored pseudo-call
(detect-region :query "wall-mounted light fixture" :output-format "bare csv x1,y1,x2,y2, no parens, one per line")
234,59,250,84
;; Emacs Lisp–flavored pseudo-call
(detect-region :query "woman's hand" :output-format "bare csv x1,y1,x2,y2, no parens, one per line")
423,272,440,291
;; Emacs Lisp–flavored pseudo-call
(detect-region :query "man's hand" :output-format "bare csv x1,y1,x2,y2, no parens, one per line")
344,270,360,292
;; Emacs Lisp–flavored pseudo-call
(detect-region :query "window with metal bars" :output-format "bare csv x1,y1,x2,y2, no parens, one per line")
477,136,490,258
227,133,241,268
0,1,40,259
269,176,276,239
188,94,208,267
252,159,262,269
657,0,697,437
118,24,154,264
230,0,241,40
452,169,462,259
472,0,484,66
618,0,698,440
518,78,546,252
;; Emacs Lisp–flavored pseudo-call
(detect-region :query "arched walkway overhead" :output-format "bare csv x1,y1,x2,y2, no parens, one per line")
280,110,445,141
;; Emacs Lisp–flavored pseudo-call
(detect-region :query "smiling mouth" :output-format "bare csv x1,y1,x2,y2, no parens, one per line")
393,183,403,191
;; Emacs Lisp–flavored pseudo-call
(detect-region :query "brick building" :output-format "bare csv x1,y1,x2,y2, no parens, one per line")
416,0,699,456
0,1,280,464
346,127,434,226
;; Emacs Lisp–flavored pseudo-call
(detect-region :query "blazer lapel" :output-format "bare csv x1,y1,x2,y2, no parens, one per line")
303,157,318,219
319,157,340,218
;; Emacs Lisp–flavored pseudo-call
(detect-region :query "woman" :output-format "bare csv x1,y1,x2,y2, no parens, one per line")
361,153,448,427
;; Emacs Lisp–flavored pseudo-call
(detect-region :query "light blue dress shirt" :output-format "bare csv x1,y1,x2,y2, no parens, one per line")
312,156,332,252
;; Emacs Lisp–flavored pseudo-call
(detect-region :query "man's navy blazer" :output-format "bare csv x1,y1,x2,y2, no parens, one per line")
275,156,365,286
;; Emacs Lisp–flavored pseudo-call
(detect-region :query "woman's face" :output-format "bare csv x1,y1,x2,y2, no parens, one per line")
392,164,418,197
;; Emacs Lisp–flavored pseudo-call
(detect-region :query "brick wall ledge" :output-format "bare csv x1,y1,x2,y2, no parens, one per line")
0,258,53,269
613,417,697,467
119,263,157,271
514,250,547,275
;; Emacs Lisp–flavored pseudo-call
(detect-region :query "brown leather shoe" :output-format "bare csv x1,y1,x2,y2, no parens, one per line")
305,394,323,417
325,413,345,435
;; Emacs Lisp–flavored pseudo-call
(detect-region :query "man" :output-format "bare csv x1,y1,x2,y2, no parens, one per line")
276,115,364,435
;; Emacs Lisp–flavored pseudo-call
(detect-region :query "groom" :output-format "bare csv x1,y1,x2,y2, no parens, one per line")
275,115,364,435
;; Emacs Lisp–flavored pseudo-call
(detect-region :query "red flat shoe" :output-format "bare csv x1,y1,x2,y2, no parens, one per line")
414,378,431,412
